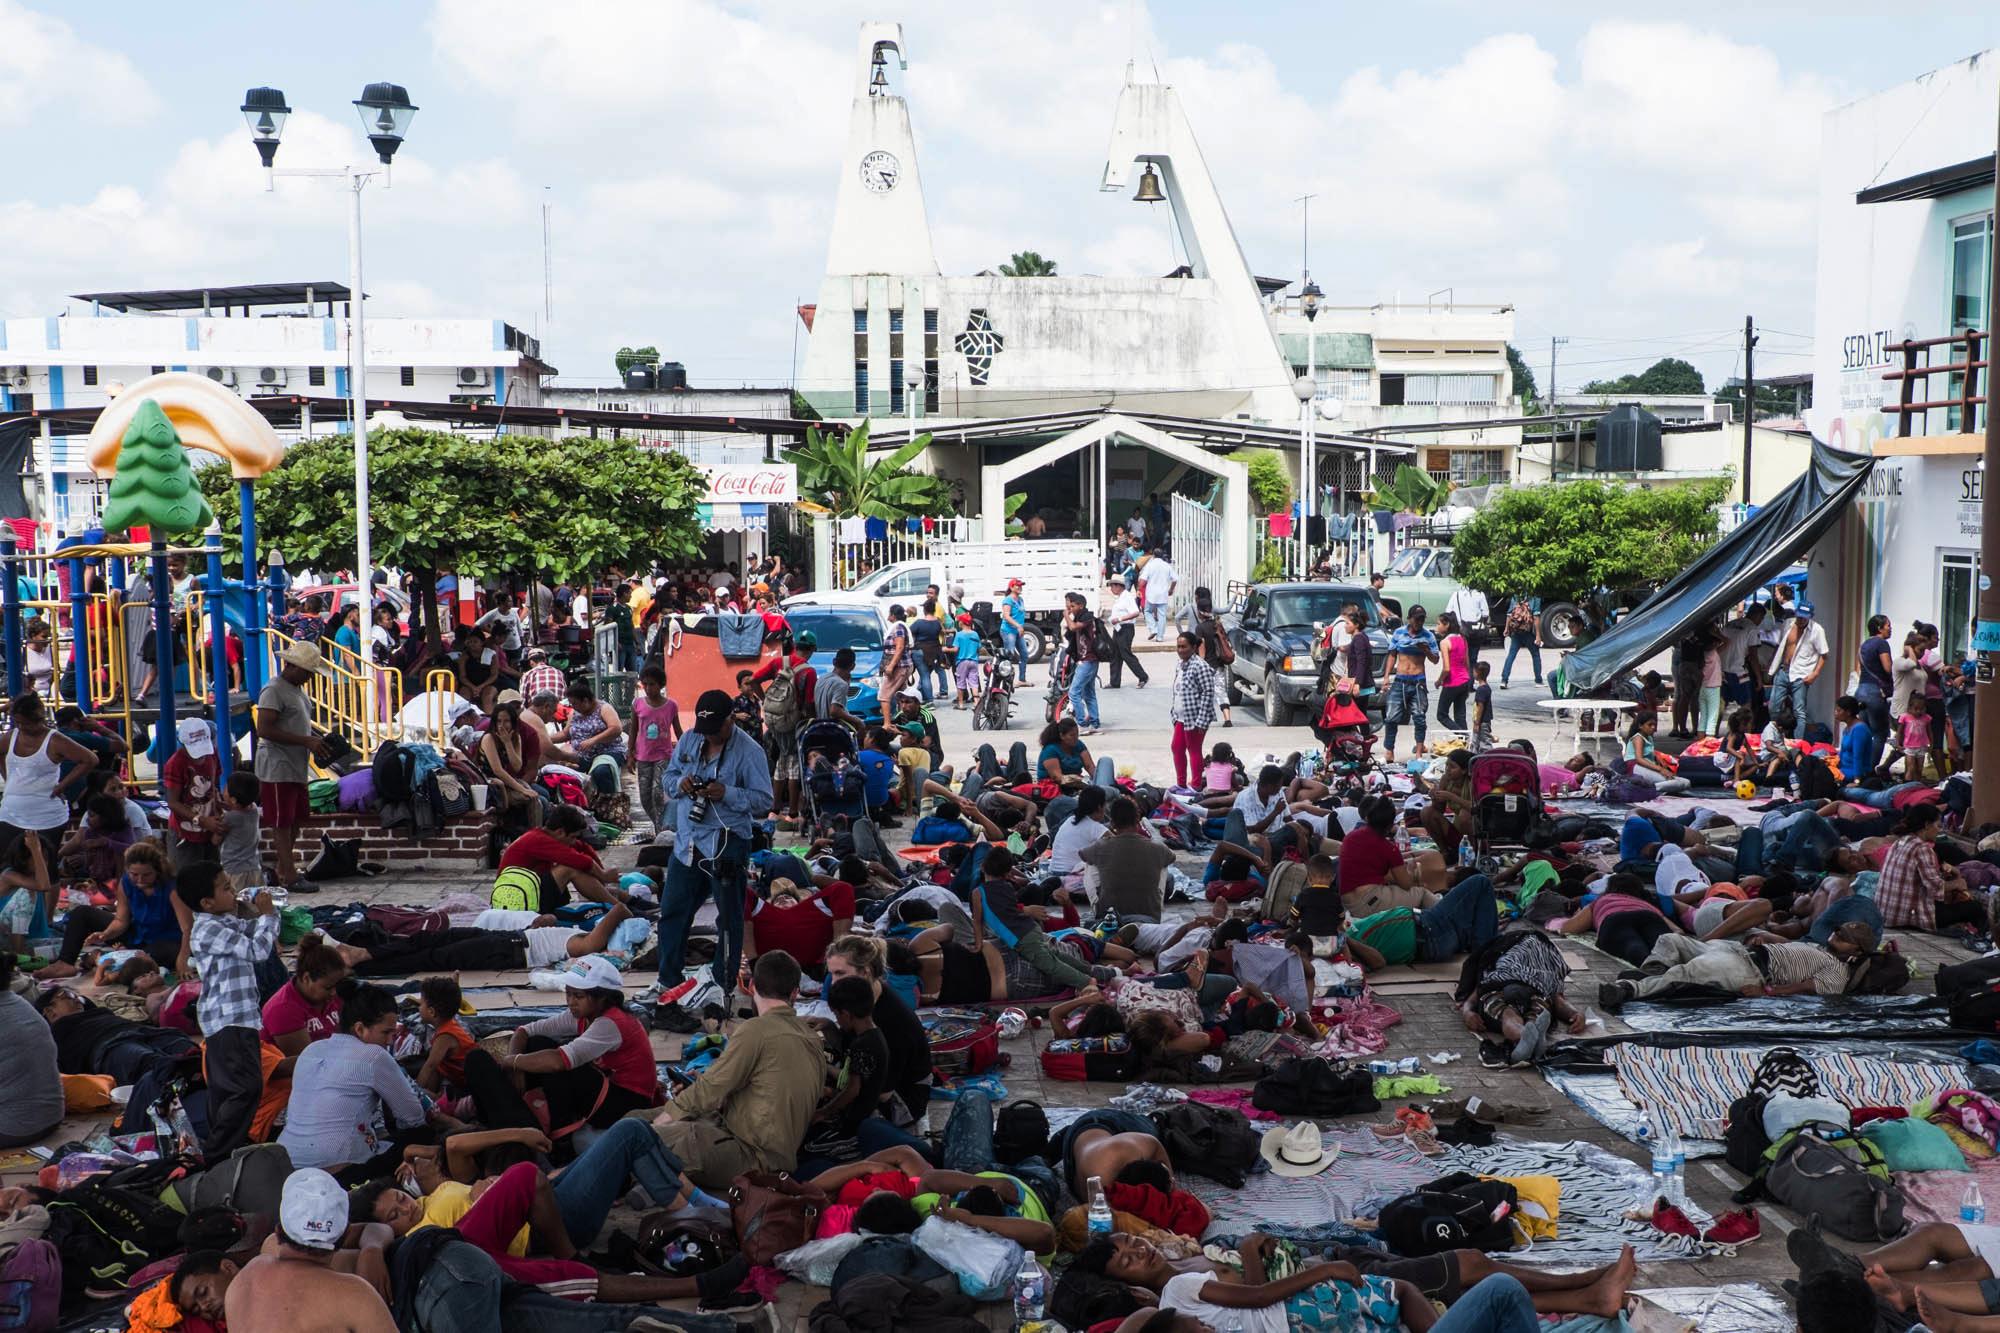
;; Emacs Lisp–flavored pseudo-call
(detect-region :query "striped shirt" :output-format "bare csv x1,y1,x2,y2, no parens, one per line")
1482,932,1570,998
1172,657,1218,730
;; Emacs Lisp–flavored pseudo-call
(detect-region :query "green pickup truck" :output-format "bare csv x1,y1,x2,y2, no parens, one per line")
1375,545,1591,649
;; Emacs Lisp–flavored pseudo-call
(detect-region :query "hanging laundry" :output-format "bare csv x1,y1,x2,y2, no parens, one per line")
1373,511,1395,533
838,515,868,545
921,515,936,532
863,516,889,541
1392,512,1420,532
1325,513,1353,541
904,517,922,533
1267,513,1294,538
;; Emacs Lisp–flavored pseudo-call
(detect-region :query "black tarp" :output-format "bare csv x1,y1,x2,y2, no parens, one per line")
1562,438,1875,693
0,418,35,521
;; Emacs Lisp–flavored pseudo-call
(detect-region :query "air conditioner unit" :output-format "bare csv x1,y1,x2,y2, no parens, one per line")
1,368,26,389
456,367,491,388
204,367,239,388
256,367,288,387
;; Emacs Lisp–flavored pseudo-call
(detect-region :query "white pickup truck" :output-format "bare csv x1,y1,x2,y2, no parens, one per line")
782,538,1099,662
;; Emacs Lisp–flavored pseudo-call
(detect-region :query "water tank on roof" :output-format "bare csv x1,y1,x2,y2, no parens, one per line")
657,362,688,391
1595,403,1663,473
623,365,656,391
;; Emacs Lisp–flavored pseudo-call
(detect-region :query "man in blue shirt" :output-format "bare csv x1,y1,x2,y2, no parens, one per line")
856,728,900,821
1834,694,1877,783
654,689,775,1032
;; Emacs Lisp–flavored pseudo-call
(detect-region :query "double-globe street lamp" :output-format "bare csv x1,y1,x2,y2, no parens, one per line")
238,83,417,640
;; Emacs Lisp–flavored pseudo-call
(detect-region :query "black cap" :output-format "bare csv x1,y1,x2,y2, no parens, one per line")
694,689,734,735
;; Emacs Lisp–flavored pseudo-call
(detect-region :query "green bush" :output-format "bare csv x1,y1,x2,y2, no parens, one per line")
1229,449,1293,515
1252,548,1286,583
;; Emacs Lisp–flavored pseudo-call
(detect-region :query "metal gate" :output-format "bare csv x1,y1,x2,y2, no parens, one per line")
1170,493,1223,619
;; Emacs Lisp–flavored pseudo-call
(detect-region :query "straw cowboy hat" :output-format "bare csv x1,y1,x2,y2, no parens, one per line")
1259,1122,1338,1177
277,641,331,674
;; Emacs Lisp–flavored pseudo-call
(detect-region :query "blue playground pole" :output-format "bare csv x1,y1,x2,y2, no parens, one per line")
150,537,174,770
240,479,265,701
0,534,18,700
66,552,89,715
205,528,233,783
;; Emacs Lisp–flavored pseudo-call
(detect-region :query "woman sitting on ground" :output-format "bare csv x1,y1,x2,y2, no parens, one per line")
557,679,627,796
261,934,349,1056
1418,751,1476,854
280,980,443,1181
479,697,544,823
1338,794,1444,917
1877,803,1976,932
41,842,187,981
56,794,145,886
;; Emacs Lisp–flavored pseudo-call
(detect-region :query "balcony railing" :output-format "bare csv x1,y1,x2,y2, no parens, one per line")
1883,330,1989,436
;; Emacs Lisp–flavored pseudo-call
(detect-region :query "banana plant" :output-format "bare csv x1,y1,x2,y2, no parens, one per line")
1366,463,1452,516
785,420,951,520
1003,492,1029,536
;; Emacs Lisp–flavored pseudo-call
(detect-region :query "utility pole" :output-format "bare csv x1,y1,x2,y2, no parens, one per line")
1548,336,1567,473
1971,77,2000,828
1741,316,1758,505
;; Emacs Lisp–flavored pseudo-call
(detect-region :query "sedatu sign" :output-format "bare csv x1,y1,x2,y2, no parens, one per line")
698,462,796,504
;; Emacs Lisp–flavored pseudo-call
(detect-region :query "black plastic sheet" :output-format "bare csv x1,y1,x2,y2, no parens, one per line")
1563,439,1875,692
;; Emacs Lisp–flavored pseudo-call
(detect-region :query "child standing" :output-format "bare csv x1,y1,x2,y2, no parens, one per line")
1897,693,1933,781
1470,662,1494,754
950,614,984,710
632,665,682,837
798,975,890,1168
161,718,221,867
414,975,474,1095
177,863,281,1158
215,771,264,887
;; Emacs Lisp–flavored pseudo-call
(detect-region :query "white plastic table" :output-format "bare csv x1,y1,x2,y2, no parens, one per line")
1536,697,1637,752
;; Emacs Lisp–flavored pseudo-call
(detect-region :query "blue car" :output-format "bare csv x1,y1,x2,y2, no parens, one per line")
781,604,888,725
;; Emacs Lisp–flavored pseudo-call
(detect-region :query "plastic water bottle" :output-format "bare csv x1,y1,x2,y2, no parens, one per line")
1641,1111,1673,1205
1086,1175,1113,1240
1662,1121,1687,1207
1458,838,1476,869
1395,821,1412,855
1965,1181,1987,1225
1011,1254,1048,1322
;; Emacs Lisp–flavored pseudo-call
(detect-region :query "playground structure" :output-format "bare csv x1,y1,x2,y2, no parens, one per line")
0,374,404,782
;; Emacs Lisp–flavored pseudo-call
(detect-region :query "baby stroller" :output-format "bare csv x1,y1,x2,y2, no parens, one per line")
1312,678,1377,803
799,718,868,835
1468,748,1543,855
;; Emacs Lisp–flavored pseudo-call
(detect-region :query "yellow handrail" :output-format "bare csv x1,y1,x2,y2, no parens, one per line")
426,668,457,745
265,628,404,762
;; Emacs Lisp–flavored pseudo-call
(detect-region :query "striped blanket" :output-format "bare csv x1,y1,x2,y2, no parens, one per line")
1609,1044,1965,1140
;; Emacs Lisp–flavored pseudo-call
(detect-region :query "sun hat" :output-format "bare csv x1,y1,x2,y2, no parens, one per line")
1259,1122,1338,1177
277,641,329,674
561,955,625,992
278,1168,348,1251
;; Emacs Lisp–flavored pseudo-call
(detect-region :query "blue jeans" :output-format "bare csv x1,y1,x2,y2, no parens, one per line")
507,1292,737,1333
1432,1275,1538,1333
1001,630,1028,683
1416,873,1497,962
1383,675,1428,753
1500,634,1541,685
1069,660,1100,728
552,1117,689,1247
855,1114,938,1164
1810,895,1884,945
1841,781,1925,809
916,653,950,703
1145,601,1169,639
1149,968,1238,1023
1769,669,1810,727
411,1239,503,1333
655,836,748,991
940,1089,1061,1213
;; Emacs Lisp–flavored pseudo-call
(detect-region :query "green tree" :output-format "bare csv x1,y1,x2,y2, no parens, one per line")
1715,379,1806,421
1505,344,1539,406
102,399,215,538
1227,448,1293,514
997,251,1058,277
1452,476,1730,601
614,345,661,376
785,419,949,520
1581,356,1707,397
199,428,705,646
788,390,821,421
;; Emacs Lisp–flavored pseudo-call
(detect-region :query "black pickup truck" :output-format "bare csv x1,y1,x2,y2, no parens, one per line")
1223,582,1392,726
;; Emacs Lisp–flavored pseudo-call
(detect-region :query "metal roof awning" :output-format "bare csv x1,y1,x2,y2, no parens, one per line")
70,283,355,312
1856,153,1996,204
864,409,1414,456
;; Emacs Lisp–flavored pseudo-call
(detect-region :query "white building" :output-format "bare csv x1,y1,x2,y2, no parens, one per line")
0,282,553,533
538,382,792,463
1806,49,1994,669
1551,392,1730,428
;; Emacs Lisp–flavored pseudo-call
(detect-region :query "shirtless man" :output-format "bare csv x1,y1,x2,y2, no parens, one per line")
1084,1230,1636,1322
1064,1111,1174,1199
226,1168,398,1333
1799,1221,2000,1327
1380,605,1439,765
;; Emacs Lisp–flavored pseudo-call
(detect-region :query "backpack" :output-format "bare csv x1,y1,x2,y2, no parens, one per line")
491,865,543,913
168,1143,292,1218
925,1009,1001,1081
1847,949,1912,996
1261,859,1310,924
1796,753,1841,802
1723,1092,1772,1177
1377,1173,1520,1257
1151,1102,1262,1190
810,763,865,805
0,1239,57,1333
992,1100,1051,1167
44,1166,187,1302
1763,1127,1906,1242
1251,1058,1381,1119
371,740,416,804
763,662,802,735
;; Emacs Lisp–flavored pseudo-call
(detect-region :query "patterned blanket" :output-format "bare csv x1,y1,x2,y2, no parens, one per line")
1609,1044,1965,1140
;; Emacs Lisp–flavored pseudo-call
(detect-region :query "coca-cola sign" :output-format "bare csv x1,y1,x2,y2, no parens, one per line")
700,463,796,504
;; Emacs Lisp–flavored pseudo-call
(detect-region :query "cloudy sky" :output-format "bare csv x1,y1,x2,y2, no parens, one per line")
3,1,1996,396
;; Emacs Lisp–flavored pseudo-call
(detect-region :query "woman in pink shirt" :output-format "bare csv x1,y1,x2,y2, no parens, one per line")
631,664,682,838
1434,612,1473,732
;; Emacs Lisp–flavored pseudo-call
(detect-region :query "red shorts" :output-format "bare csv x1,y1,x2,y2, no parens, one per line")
259,780,309,828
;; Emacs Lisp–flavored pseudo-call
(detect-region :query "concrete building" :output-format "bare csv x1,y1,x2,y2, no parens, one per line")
538,382,791,463
1551,392,1730,427
1806,49,1994,669
0,282,552,533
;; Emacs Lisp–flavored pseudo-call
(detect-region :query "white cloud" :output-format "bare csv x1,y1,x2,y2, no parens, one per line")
1611,239,1746,298
0,0,159,128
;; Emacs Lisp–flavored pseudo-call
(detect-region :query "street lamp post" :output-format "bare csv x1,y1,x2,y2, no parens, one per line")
1296,279,1322,579
240,82,417,630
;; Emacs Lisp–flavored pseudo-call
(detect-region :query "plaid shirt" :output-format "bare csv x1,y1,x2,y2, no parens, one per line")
188,910,282,1034
1876,834,1944,931
520,663,568,702
1172,656,1218,730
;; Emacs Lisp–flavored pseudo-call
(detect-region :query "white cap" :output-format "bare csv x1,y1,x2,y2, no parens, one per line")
561,955,625,992
179,719,215,759
279,1167,348,1251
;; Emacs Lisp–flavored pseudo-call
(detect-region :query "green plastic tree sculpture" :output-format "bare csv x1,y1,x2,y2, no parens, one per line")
100,399,215,538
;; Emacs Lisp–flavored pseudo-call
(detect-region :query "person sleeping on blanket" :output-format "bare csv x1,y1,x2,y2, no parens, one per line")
1796,1221,2000,1332
1596,922,1875,1010
1454,928,1586,1066
1084,1231,1637,1332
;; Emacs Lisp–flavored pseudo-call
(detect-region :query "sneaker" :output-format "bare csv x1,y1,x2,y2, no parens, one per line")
285,878,321,895
651,1002,701,1034
631,982,665,1006
1498,681,1509,690
1597,981,1633,1011
1703,1207,1761,1244
1650,1199,1700,1238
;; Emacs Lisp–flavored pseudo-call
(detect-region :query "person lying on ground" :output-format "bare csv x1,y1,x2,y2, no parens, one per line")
1597,923,1877,1009
1339,794,1446,916
1059,1109,1176,1201
313,902,638,978
1662,880,1778,941
1085,1231,1637,1329
1796,1221,2000,1331
1046,979,1217,1063
1558,874,1680,966
33,986,199,1132
804,1142,1058,1255
1455,927,1585,1065
1341,872,1501,972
